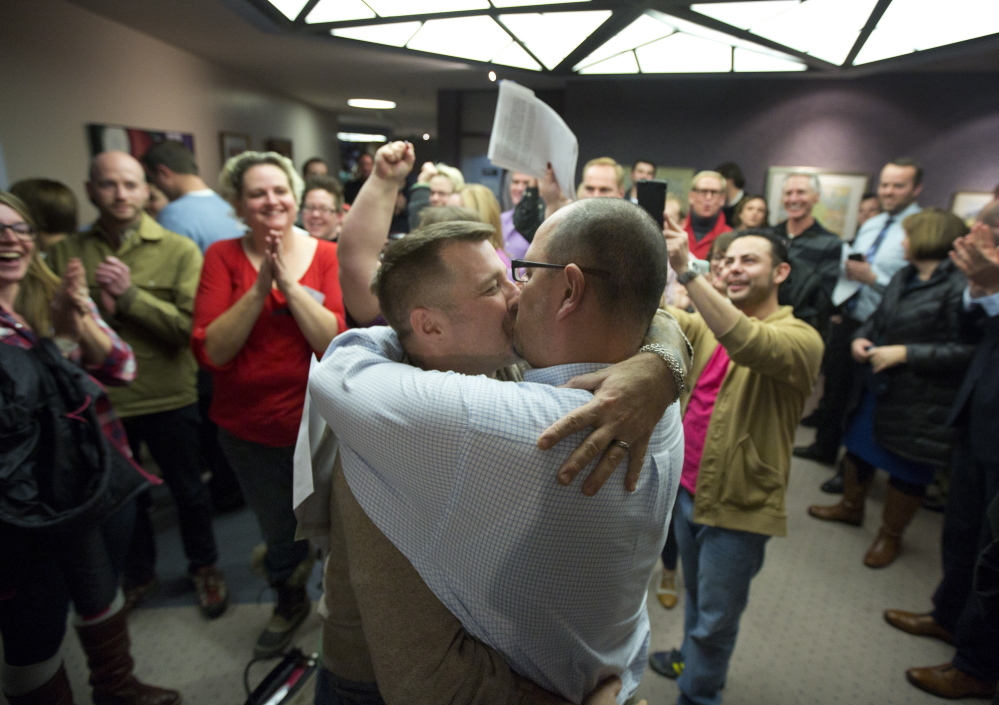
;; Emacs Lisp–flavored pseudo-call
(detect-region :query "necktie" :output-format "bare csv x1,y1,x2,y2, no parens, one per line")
845,216,894,314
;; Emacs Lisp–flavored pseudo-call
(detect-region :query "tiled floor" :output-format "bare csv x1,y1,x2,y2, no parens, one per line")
1,426,972,705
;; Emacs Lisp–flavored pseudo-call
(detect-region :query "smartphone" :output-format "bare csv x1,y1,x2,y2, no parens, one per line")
636,179,668,228
847,253,866,262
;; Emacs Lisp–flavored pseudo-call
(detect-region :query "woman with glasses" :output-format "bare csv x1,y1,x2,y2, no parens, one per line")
301,175,344,242
0,192,179,704
193,152,346,657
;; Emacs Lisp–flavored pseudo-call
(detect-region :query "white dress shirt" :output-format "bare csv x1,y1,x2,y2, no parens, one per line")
310,326,684,703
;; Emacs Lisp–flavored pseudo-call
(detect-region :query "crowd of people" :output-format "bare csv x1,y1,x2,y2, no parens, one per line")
1,137,997,705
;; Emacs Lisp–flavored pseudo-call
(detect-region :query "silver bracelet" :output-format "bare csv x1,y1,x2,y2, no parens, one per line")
638,343,686,406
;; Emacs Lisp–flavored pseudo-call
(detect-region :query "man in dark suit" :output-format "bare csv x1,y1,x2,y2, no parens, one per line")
883,199,999,700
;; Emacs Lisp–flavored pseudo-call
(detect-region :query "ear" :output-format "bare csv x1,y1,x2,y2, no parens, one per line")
409,307,444,342
912,182,924,199
555,264,586,321
772,261,791,286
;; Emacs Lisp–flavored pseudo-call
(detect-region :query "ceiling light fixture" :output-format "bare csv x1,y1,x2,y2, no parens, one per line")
332,22,421,47
423,133,431,140
338,132,388,142
305,0,375,23
365,0,489,17
488,70,497,81
499,11,612,70
347,98,397,109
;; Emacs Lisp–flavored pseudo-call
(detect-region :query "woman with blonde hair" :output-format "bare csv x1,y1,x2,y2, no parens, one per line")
809,208,979,568
193,151,346,657
460,183,510,268
0,192,178,704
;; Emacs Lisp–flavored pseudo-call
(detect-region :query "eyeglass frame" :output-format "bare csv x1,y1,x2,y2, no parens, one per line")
0,222,37,242
301,205,342,215
510,259,610,283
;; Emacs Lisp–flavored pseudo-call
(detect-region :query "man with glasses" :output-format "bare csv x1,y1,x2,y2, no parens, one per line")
684,171,732,261
310,199,688,704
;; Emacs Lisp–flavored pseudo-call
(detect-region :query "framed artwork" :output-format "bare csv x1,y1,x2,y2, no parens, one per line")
765,167,870,241
654,167,696,204
265,138,293,160
88,123,195,159
219,132,251,163
950,190,993,226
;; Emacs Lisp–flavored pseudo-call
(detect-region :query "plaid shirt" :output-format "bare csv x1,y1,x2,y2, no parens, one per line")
0,305,154,481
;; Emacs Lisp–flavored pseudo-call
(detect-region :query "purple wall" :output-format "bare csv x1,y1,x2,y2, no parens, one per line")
563,73,999,207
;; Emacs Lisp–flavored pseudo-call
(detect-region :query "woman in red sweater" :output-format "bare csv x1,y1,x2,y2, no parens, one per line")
192,152,345,658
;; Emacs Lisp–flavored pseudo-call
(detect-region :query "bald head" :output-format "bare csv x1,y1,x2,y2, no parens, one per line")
87,151,149,230
978,199,999,229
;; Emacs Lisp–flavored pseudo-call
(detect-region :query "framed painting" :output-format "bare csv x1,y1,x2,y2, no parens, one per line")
265,138,293,160
88,123,195,159
220,132,251,163
950,190,993,226
765,167,870,241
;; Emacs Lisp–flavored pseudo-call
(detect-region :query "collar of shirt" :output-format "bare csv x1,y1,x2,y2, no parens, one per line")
523,361,611,387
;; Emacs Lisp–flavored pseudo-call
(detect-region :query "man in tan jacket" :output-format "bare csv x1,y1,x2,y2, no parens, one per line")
648,223,824,705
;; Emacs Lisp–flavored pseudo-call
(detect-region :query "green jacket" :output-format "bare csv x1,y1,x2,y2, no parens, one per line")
48,212,202,418
670,305,823,537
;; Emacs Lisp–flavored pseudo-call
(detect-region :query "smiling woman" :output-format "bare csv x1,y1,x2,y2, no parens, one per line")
192,152,347,658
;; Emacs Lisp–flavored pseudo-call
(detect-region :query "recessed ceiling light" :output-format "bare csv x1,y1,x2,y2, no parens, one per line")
347,99,397,109
500,11,612,70
306,0,375,23
267,0,310,21
364,0,488,17
423,133,431,140
338,132,388,142
333,21,421,47
488,70,497,81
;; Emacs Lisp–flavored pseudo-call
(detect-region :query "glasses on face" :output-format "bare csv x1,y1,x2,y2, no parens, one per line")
0,222,36,242
302,205,340,215
510,259,610,283
690,188,724,198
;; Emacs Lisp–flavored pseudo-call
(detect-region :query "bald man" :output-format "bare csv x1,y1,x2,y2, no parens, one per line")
48,151,228,620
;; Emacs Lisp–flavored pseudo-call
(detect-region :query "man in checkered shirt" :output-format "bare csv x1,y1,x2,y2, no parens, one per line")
311,197,686,704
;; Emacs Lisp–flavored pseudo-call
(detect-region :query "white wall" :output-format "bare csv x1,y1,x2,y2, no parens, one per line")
0,0,339,222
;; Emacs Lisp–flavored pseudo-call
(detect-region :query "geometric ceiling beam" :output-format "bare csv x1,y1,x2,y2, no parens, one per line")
492,14,566,73
842,0,893,67
553,5,647,74
298,1,609,30
657,5,837,71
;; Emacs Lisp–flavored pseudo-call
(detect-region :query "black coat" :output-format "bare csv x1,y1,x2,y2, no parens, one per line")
948,305,999,463
854,260,980,467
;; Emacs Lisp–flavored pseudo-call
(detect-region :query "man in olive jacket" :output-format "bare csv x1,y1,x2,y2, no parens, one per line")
48,151,227,618
648,224,823,705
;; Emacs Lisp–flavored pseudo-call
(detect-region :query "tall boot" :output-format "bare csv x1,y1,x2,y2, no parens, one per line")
864,485,923,568
74,609,181,705
808,455,871,526
4,663,75,705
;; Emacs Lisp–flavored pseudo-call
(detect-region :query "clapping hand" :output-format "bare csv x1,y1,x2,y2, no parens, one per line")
950,222,999,296
94,256,131,315
51,258,89,340
264,231,294,294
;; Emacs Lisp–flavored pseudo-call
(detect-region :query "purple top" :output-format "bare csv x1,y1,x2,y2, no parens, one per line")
501,210,530,261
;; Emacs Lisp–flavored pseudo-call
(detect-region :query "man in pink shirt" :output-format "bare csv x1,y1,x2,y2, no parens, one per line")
649,224,824,705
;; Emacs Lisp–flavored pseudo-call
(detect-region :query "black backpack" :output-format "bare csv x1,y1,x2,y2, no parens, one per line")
0,339,149,533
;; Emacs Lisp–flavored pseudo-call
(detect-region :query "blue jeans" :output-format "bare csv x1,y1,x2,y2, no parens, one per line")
314,667,386,705
673,489,769,705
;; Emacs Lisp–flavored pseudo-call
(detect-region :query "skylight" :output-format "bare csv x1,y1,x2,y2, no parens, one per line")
637,32,733,73
491,42,542,70
498,11,612,70
365,0,489,16
578,51,640,74
691,1,798,31
854,0,999,65
573,13,675,71
306,0,374,23
268,0,310,21
332,21,421,47
406,16,516,63
492,0,588,6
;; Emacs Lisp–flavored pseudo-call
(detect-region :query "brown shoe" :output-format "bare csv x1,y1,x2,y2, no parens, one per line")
906,663,997,699
884,610,954,644
808,456,870,526
864,486,923,568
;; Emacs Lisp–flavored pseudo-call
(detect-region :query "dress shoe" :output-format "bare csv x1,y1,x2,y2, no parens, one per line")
884,610,953,644
793,444,837,465
906,663,997,699
820,473,844,494
800,410,821,428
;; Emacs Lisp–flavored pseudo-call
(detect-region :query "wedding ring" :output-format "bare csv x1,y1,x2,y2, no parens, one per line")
610,439,631,451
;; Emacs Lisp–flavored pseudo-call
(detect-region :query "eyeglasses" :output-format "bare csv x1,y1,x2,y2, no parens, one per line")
0,222,36,241
690,188,724,198
302,205,340,215
510,259,610,283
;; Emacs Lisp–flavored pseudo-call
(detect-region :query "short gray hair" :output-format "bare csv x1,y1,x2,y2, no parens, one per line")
218,151,304,207
782,172,821,198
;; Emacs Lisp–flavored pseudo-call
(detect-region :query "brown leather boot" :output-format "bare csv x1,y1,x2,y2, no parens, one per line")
864,486,923,568
808,456,871,526
5,663,76,705
74,609,181,705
